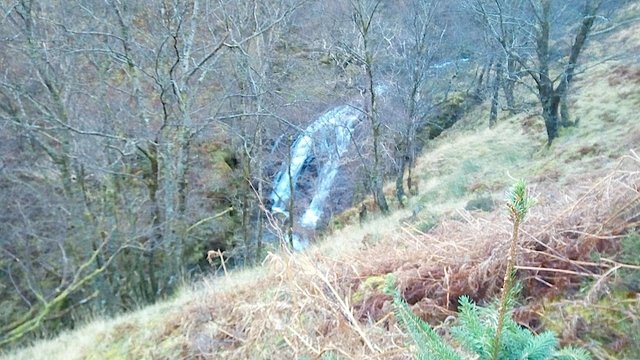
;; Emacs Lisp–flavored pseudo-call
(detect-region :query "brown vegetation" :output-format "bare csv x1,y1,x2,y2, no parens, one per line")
94,151,637,360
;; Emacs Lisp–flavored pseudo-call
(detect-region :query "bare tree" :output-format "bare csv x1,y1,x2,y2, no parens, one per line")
472,0,608,144
387,0,443,205
222,0,306,261
0,0,304,346
346,0,389,213
0,0,152,343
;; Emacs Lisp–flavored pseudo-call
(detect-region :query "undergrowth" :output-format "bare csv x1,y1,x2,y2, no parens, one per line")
387,181,591,360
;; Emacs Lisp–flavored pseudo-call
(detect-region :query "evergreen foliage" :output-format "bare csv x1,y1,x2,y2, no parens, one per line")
505,179,535,223
492,179,536,358
386,277,591,360
384,276,462,360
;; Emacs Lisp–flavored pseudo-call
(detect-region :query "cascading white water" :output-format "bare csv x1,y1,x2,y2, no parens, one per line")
430,57,470,69
270,105,362,234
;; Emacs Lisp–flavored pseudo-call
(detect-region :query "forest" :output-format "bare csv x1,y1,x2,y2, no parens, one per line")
0,0,637,354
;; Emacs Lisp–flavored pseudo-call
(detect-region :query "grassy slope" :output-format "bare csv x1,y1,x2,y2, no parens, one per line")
4,10,640,360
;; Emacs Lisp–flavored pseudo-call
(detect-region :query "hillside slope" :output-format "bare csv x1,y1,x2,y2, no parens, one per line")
3,12,640,360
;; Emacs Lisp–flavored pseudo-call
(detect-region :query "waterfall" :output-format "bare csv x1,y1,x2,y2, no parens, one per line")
270,105,362,233
430,57,470,70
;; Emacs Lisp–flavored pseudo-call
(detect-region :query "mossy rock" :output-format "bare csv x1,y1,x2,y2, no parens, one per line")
416,215,439,233
464,195,495,212
542,292,640,357
352,276,387,304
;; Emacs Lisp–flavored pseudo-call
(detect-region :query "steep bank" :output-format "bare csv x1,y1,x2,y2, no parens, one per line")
3,13,640,360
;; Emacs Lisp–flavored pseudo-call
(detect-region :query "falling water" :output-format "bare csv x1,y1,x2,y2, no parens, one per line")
270,105,363,235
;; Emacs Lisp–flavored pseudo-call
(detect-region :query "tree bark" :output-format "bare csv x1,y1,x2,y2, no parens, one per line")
535,0,601,144
366,51,389,214
540,91,560,146
560,95,572,127
503,54,518,113
489,60,503,127
395,152,407,207
139,141,161,300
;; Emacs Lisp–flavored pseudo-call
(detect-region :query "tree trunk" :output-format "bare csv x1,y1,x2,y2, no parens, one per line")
489,60,503,127
140,141,161,300
241,156,251,263
174,127,191,274
540,87,560,146
536,1,556,146
556,0,601,128
371,123,389,214
366,62,389,214
535,0,600,145
560,94,573,127
407,165,415,195
406,132,417,196
503,54,518,113
474,57,493,98
395,154,407,207
255,123,264,263
372,176,389,214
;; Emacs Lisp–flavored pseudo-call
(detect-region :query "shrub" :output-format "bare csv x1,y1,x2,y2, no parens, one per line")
386,280,590,360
